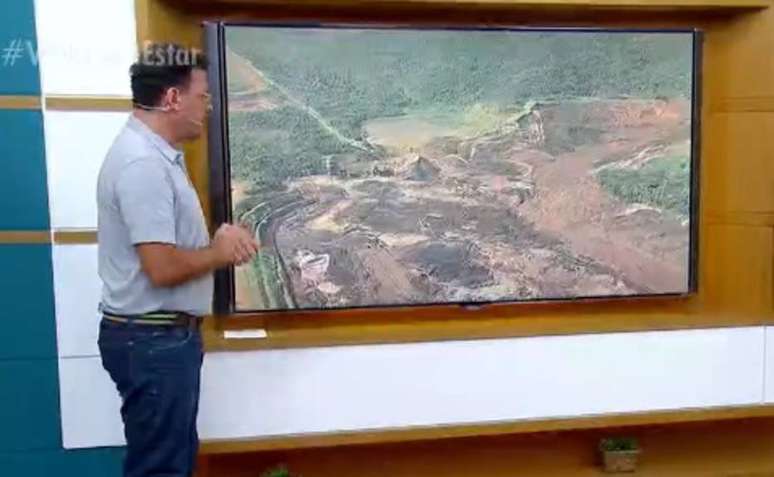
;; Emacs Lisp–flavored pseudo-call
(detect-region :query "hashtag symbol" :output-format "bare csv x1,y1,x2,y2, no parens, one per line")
2,39,24,67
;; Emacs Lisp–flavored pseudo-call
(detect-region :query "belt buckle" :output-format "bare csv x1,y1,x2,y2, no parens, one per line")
191,316,202,330
177,313,201,330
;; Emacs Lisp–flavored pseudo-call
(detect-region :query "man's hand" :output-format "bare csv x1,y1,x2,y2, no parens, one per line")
135,224,259,288
212,223,259,266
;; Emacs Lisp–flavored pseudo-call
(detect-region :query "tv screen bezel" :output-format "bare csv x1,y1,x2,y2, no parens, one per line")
205,21,702,316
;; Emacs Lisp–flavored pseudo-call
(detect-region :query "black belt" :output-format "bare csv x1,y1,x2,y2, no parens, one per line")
102,311,202,329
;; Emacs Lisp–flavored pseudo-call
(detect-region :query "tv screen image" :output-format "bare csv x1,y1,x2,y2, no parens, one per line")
207,24,700,313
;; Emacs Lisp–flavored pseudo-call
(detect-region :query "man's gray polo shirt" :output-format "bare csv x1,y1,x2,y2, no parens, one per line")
97,115,213,317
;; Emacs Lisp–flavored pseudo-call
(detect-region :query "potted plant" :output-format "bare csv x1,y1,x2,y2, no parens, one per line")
598,437,641,473
260,464,292,477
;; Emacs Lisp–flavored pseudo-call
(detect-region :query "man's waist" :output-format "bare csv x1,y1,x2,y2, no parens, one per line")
102,310,202,328
98,272,214,319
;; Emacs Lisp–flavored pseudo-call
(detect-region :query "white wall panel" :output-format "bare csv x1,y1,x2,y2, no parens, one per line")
35,0,137,96
764,327,774,402
59,357,124,449
198,327,764,440
61,327,765,449
53,244,101,358
45,111,128,229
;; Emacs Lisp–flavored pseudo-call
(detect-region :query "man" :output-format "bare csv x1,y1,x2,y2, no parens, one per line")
96,43,258,477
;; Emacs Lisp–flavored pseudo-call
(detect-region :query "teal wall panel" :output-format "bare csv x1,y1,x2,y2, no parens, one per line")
0,447,124,477
56,447,125,477
0,3,126,473
0,359,61,452
0,244,56,360
0,0,40,95
0,110,50,231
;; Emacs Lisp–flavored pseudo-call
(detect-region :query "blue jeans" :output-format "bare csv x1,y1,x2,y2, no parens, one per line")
98,318,204,477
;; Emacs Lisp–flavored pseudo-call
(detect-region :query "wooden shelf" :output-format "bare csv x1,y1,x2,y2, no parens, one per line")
204,308,769,352
199,404,774,454
172,0,771,11
198,414,774,476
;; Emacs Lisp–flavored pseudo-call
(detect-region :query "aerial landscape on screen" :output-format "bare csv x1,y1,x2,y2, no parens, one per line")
224,26,696,312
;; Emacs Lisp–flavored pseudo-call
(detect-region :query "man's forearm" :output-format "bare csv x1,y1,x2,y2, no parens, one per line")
137,243,225,288
162,246,224,286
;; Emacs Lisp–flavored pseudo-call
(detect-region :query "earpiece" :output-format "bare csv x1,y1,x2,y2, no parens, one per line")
135,104,203,127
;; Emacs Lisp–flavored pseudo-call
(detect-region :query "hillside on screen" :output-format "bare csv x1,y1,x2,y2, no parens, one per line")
223,26,696,312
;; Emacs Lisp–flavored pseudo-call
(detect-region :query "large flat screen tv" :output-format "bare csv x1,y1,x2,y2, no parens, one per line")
205,22,701,315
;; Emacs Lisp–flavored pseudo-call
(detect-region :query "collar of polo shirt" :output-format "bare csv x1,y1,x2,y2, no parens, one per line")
127,115,184,165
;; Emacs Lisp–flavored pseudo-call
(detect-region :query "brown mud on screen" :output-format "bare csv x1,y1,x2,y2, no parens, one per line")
223,26,696,312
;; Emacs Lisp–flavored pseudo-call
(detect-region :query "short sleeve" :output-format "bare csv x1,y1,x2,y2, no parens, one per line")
114,158,176,245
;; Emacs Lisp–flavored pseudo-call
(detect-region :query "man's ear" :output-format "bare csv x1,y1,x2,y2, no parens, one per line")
164,87,182,112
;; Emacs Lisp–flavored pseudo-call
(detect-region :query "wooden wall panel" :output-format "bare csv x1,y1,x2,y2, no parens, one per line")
706,7,774,102
701,225,773,313
137,0,774,350
702,113,774,215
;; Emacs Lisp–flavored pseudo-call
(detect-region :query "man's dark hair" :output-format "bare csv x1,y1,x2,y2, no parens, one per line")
130,43,209,108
